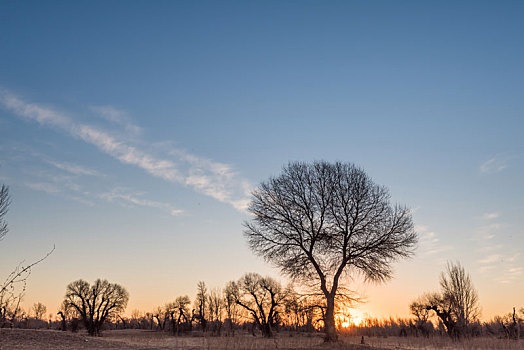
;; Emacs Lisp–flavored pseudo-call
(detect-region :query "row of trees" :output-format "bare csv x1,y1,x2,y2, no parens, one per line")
2,162,521,343
51,269,521,341
55,274,320,337
340,310,523,340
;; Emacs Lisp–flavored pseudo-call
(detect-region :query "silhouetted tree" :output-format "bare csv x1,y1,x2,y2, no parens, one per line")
208,287,223,334
153,305,168,331
486,307,523,340
283,289,317,331
244,161,417,341
0,185,9,240
409,295,433,337
223,281,240,335
63,278,129,336
194,281,208,331
230,273,285,337
32,302,47,321
0,184,53,327
57,300,73,331
419,262,480,339
167,295,191,335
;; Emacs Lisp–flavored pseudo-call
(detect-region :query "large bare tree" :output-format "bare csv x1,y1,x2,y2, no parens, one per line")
244,161,417,341
63,279,129,336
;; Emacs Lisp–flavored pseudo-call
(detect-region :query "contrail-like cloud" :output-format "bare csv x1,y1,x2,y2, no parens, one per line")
100,188,184,216
0,88,252,211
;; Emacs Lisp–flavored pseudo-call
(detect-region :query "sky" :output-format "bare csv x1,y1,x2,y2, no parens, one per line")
0,0,523,321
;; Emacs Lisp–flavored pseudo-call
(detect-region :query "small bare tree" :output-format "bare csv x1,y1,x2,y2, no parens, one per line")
409,295,433,337
0,185,9,241
208,287,223,334
0,184,54,327
194,281,208,331
165,295,191,335
153,305,168,331
223,281,240,334
32,302,47,320
244,161,417,341
418,262,480,339
230,273,286,337
63,279,129,336
440,262,480,328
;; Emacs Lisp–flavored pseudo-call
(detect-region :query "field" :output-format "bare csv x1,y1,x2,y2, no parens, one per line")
1,329,523,350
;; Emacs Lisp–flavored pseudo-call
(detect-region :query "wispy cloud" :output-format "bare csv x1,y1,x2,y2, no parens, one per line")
47,160,102,177
416,225,453,256
90,105,141,135
26,182,61,194
495,266,523,284
475,222,502,241
477,254,501,264
22,170,95,206
0,88,251,212
482,212,499,220
480,157,508,174
100,188,183,216
473,214,523,284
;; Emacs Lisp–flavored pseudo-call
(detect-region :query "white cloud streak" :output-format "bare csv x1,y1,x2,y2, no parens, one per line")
477,254,501,264
480,157,508,174
48,160,102,177
482,212,499,220
473,216,523,284
90,105,142,135
0,89,251,212
100,189,183,216
416,225,453,256
25,182,61,194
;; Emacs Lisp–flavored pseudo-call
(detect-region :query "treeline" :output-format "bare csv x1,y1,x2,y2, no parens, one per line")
2,273,522,342
340,309,524,340
1,273,323,337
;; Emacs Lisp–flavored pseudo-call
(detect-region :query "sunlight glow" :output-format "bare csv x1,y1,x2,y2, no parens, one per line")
337,308,365,328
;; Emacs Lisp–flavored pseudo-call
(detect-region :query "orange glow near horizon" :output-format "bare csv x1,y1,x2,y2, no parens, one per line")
338,308,365,328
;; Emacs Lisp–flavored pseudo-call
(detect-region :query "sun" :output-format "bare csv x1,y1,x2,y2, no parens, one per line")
338,308,365,328
351,315,363,326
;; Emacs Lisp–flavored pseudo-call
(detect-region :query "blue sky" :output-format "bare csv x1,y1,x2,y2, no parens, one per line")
0,0,523,319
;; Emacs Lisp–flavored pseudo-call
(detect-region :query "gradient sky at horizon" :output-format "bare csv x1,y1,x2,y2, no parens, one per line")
0,0,523,321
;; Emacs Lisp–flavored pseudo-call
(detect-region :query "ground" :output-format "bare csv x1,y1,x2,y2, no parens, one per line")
0,329,522,349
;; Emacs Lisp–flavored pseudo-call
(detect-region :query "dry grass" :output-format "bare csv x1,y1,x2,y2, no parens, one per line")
1,329,522,349
340,334,524,350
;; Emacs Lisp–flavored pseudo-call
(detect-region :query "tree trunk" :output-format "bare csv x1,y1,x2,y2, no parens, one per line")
324,294,338,342
87,324,96,336
261,322,272,337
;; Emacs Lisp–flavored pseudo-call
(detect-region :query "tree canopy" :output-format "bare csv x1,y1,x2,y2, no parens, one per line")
64,278,129,336
244,161,417,341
